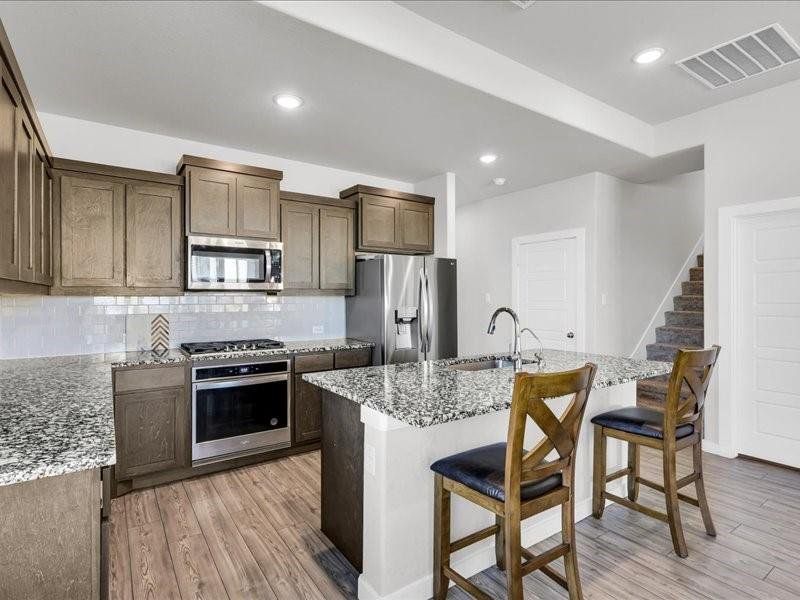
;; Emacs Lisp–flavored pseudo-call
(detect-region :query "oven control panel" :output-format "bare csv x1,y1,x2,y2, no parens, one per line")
193,360,290,381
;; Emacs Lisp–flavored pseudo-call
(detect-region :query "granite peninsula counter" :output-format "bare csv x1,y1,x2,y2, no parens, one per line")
304,349,671,600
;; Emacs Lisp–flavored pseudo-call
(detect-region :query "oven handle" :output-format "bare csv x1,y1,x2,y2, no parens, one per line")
193,373,289,391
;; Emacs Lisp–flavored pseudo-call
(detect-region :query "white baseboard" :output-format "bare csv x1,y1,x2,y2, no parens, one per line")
357,481,626,600
701,440,736,458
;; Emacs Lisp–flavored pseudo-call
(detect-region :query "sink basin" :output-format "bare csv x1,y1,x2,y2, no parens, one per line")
447,358,536,372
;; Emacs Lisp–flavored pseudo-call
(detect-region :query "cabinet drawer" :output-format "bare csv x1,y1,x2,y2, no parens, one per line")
294,352,334,374
113,366,186,394
334,348,372,369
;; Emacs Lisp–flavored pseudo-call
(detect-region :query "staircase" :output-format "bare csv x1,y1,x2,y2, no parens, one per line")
637,254,704,410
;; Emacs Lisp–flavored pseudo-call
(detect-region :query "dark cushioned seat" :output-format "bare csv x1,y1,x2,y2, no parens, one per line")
590,407,694,440
430,442,563,503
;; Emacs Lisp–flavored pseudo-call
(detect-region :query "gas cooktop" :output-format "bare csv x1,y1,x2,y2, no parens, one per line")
180,338,285,355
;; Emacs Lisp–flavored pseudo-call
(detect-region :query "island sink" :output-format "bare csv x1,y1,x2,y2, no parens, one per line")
447,357,537,371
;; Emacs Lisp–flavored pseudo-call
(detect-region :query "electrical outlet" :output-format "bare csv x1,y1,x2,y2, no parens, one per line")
365,444,376,476
313,325,324,335
484,292,492,306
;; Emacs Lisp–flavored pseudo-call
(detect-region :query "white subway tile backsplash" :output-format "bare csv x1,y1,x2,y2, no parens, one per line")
0,293,346,358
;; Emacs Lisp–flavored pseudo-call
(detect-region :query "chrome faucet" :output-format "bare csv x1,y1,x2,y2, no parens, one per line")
521,327,544,364
487,307,522,370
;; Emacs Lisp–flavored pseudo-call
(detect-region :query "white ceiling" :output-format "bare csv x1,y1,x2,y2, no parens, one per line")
398,0,800,124
1,1,702,205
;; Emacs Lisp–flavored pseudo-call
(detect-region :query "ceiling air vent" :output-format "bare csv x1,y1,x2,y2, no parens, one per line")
677,24,800,89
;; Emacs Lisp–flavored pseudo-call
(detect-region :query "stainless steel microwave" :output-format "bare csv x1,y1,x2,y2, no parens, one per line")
187,236,283,291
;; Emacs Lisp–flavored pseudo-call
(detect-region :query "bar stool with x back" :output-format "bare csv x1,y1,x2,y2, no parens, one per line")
590,345,721,558
430,363,597,600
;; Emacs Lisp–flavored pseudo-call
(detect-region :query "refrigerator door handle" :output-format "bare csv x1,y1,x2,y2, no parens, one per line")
418,267,427,354
424,271,433,352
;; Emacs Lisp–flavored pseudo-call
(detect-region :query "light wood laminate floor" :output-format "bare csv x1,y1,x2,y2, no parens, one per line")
109,447,800,599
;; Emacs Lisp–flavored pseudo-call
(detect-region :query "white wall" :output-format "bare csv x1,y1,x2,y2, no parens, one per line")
614,171,705,355
655,77,800,450
456,173,600,356
456,170,704,360
39,113,413,198
414,172,455,258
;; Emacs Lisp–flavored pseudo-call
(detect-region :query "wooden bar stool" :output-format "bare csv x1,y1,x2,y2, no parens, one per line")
431,363,597,600
591,345,721,558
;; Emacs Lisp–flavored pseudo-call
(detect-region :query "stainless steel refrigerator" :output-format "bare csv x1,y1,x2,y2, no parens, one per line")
345,255,457,365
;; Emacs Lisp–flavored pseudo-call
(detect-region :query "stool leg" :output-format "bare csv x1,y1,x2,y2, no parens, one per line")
433,474,451,599
562,497,583,600
627,441,640,502
495,515,506,571
663,449,688,558
693,441,716,537
504,505,523,600
592,425,606,518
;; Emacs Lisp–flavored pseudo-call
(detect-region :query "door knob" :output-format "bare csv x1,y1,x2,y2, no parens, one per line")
566,331,575,339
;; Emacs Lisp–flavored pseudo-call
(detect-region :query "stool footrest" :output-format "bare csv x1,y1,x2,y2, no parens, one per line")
636,477,701,506
442,566,492,600
450,524,499,554
604,492,669,522
606,467,631,482
520,543,570,577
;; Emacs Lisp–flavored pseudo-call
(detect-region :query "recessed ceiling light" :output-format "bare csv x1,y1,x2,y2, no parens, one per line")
493,178,506,186
633,47,665,65
479,153,497,164
273,93,304,109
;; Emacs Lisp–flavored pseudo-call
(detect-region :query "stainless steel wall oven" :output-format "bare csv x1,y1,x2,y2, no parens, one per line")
191,358,291,463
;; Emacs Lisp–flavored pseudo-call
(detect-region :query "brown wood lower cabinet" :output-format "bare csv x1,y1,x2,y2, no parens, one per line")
112,365,189,482
0,468,102,600
294,373,323,444
293,348,371,444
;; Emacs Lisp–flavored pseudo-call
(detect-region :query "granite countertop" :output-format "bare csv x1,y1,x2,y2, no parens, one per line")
303,349,672,428
0,339,373,487
182,338,374,362
0,353,119,487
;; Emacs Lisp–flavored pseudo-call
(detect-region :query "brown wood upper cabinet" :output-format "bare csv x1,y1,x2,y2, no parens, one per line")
340,185,434,254
280,191,355,295
52,159,183,295
126,183,182,288
179,155,282,240
0,26,54,294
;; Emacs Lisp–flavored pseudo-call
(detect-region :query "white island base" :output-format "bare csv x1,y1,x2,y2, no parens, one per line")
357,382,635,600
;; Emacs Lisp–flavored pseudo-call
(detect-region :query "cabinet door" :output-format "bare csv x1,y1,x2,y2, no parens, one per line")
281,200,319,289
0,66,20,280
60,176,125,288
236,174,279,239
359,194,400,251
294,374,322,443
320,206,354,291
16,111,35,283
114,387,188,480
187,167,236,236
399,200,434,253
126,183,182,289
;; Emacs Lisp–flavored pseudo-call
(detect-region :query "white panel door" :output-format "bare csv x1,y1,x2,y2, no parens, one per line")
513,233,581,352
738,209,800,467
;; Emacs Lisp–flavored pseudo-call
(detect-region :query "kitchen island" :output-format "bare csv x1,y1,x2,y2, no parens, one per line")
304,349,671,600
